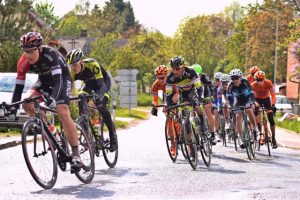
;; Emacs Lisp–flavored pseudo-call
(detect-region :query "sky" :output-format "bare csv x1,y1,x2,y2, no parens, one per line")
45,0,261,36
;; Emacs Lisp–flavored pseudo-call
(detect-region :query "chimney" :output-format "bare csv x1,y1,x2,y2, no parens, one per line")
80,29,87,37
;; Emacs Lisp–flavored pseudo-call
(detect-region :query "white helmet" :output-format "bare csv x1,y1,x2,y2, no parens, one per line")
229,69,243,77
214,72,223,80
220,74,231,83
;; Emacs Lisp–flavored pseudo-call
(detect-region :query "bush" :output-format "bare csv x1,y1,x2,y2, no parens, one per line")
137,93,152,106
275,116,300,133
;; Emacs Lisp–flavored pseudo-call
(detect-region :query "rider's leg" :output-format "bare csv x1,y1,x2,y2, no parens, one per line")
267,110,277,148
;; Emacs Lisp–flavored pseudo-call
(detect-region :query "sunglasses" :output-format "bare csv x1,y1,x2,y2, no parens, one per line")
157,76,165,80
256,78,264,82
231,76,240,81
172,67,181,71
23,48,38,54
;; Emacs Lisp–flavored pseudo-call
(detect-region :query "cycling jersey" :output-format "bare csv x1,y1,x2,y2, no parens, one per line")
227,78,255,107
70,58,111,101
246,74,255,84
216,86,228,110
12,46,71,105
251,79,276,105
200,73,213,98
166,67,201,105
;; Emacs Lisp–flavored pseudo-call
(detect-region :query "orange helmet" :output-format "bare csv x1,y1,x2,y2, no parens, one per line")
155,65,168,76
250,66,260,75
254,70,265,80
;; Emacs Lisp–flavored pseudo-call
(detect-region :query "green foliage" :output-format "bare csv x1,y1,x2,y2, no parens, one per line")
89,33,120,71
275,116,300,133
116,107,149,119
0,127,21,134
137,93,152,106
54,11,83,37
0,41,22,72
33,1,59,25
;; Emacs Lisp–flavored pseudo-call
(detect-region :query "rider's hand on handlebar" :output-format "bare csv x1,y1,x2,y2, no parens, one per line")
151,106,158,116
46,97,56,109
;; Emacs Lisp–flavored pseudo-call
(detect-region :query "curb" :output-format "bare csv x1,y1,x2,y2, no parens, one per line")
0,140,21,150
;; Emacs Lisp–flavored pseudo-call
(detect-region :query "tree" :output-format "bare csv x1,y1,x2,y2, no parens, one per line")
54,11,83,37
33,1,59,26
0,0,34,72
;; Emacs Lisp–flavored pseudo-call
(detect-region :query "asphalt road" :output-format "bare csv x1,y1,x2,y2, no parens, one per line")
0,113,300,200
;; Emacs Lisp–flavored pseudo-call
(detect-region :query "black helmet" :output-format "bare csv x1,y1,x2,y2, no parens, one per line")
170,56,184,68
20,32,43,49
66,49,84,64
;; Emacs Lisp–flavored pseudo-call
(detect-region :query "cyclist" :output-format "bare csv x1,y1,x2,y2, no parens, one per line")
211,72,223,142
66,48,117,151
151,65,179,156
251,70,278,149
166,56,203,160
227,68,260,149
217,73,231,130
191,64,217,145
10,32,82,170
246,66,260,84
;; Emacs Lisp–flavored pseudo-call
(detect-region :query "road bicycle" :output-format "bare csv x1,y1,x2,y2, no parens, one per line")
257,107,273,156
227,111,238,151
71,94,118,168
0,96,95,189
161,105,187,162
232,106,256,160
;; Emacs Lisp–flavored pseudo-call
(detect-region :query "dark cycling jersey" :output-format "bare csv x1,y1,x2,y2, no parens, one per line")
12,45,71,105
227,78,255,107
200,73,213,98
166,67,201,105
70,58,111,101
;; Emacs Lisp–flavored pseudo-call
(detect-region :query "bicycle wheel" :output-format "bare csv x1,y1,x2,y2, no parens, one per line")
265,124,272,156
243,120,253,160
221,116,226,147
165,118,178,162
182,119,198,169
74,123,95,183
199,127,212,167
22,120,57,189
101,121,118,168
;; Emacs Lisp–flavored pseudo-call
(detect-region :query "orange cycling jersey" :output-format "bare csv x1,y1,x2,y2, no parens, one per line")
151,80,177,106
246,74,255,84
251,79,276,105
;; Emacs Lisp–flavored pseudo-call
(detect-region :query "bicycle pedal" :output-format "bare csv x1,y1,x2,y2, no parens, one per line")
70,165,81,174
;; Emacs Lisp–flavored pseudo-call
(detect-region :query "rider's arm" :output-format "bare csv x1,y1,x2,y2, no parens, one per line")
12,55,30,107
216,87,223,110
226,83,234,107
268,80,276,105
151,80,160,106
92,62,107,101
244,79,255,102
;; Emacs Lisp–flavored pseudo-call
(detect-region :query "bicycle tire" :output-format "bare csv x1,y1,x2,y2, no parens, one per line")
101,121,118,168
165,118,178,162
22,120,58,189
199,129,212,167
243,120,253,160
174,120,187,159
265,124,272,156
74,122,95,183
182,119,198,169
221,116,227,147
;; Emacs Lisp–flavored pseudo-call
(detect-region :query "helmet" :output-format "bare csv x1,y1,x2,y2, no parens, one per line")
220,74,230,83
229,68,243,77
155,65,168,76
66,49,84,64
214,72,223,80
20,32,43,48
250,66,260,75
192,64,202,74
254,70,265,80
170,56,184,68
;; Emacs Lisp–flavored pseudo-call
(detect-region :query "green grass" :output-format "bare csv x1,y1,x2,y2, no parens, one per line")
0,127,22,136
275,115,300,134
115,107,149,120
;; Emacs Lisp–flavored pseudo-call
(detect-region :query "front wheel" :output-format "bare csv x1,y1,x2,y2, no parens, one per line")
182,119,198,169
165,118,178,162
101,121,118,168
74,123,95,184
22,120,57,189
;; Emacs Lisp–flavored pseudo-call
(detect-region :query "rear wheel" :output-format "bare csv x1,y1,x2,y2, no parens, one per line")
101,120,118,168
22,120,57,189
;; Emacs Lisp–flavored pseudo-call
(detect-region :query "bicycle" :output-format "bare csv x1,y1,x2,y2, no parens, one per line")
161,105,187,162
0,96,95,189
232,106,256,160
227,111,238,151
71,94,118,168
257,107,272,156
